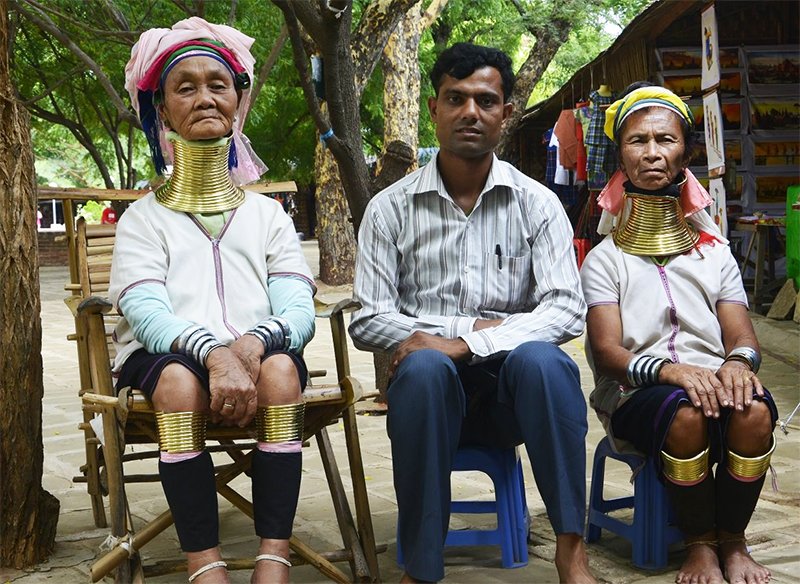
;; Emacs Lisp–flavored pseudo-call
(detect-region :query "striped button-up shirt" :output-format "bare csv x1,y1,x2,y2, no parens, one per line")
349,154,586,360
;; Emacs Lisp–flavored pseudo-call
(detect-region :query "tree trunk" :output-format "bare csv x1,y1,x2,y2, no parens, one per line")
315,123,356,285
370,0,448,402
496,23,573,164
0,1,60,568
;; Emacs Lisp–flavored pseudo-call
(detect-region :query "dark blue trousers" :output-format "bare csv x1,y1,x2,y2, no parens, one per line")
387,341,589,582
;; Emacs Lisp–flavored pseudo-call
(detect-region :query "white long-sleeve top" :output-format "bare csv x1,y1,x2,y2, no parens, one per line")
349,153,586,361
109,191,316,371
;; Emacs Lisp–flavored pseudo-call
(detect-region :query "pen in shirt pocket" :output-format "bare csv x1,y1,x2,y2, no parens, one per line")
495,244,502,270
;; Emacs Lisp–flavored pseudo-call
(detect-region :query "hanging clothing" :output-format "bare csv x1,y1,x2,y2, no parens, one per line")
554,110,579,171
585,89,618,190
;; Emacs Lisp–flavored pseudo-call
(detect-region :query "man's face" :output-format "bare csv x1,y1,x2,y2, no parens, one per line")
428,67,513,160
158,56,239,142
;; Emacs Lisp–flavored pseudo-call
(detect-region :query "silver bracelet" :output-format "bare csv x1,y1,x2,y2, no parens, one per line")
724,346,760,373
626,354,670,387
176,325,224,368
245,316,292,353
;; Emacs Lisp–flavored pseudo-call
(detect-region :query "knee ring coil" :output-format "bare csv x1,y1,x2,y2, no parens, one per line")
256,403,305,443
727,435,776,480
661,443,710,484
155,411,208,453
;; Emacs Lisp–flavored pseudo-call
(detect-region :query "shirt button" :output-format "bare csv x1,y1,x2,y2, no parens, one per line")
463,266,469,273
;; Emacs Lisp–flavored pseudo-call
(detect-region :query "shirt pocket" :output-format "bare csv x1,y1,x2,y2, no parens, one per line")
479,250,532,314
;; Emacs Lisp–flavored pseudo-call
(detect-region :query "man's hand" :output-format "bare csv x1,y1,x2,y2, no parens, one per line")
391,331,472,376
205,347,258,427
716,360,763,411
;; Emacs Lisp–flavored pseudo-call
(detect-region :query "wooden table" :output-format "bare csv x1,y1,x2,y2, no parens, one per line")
735,217,786,313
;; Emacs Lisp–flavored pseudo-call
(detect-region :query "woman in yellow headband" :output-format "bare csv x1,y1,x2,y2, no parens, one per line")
581,82,777,584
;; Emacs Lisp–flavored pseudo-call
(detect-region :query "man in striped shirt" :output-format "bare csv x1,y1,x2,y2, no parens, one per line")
349,43,595,584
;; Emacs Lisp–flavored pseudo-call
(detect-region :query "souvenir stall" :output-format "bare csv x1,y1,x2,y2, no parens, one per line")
517,0,799,311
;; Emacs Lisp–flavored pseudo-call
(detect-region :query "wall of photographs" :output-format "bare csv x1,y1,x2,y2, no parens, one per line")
657,46,799,213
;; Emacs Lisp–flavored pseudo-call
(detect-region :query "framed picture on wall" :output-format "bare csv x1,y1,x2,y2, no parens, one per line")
658,47,739,71
752,139,800,168
697,174,744,198
754,174,800,204
692,138,743,168
746,47,800,95
750,97,800,132
658,47,702,71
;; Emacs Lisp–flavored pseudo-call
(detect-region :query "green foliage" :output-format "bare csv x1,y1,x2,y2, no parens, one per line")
15,0,651,189
76,200,105,223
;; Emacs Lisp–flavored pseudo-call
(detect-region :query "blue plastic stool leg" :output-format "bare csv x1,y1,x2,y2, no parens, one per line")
398,446,529,570
585,437,683,570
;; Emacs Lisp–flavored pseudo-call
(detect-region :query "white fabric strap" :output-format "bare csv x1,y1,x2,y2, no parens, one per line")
188,560,227,582
255,553,292,568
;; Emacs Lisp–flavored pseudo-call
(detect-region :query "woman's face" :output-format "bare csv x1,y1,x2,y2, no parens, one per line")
158,56,238,141
618,108,690,191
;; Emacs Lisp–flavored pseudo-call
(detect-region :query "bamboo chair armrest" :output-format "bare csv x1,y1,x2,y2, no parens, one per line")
65,295,113,318
314,297,361,319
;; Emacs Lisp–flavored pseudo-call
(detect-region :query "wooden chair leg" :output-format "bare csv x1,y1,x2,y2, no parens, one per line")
316,426,374,583
342,405,380,579
99,402,133,584
74,313,108,528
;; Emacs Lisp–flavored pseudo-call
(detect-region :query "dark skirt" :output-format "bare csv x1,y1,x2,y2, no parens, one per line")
610,384,778,481
117,348,308,399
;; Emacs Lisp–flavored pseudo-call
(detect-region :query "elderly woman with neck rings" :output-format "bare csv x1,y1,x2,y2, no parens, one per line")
581,83,777,584
110,18,316,584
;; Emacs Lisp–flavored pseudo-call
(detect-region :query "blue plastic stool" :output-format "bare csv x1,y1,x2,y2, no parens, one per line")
397,446,529,569
586,437,683,569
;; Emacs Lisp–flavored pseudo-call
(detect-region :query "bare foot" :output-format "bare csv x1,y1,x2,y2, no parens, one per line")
676,543,723,584
555,533,597,584
719,539,770,584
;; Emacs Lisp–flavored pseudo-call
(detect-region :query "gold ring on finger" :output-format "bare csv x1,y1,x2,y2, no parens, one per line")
742,376,751,382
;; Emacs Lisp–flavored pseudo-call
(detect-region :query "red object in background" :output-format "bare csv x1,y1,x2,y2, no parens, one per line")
101,207,117,224
573,238,590,269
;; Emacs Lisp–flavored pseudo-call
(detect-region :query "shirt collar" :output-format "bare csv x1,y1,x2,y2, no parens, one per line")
411,152,517,200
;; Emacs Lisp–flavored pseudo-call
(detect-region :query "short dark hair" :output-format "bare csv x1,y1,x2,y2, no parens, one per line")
617,81,696,162
430,43,515,103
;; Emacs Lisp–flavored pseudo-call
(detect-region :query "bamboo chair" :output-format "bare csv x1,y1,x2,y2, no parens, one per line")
66,217,380,583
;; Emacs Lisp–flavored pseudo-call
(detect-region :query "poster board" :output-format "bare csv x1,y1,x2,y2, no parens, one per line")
701,4,721,90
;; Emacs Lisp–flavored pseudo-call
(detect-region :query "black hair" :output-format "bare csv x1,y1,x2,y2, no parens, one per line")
430,43,515,103
617,81,697,162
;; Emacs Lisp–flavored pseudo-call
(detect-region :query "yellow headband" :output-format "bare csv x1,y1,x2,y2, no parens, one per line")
604,87,694,143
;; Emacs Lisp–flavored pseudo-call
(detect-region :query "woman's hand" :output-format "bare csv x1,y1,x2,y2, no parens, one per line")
205,347,257,427
228,334,264,384
716,360,763,411
659,362,730,418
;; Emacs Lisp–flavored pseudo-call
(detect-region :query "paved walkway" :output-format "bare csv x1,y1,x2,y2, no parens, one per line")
2,247,799,583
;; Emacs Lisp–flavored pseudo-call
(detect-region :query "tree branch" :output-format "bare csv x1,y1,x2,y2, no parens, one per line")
22,0,137,44
422,0,449,29
12,0,140,128
228,0,239,26
351,0,418,93
272,0,344,156
21,65,84,106
289,0,324,46
249,25,288,106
